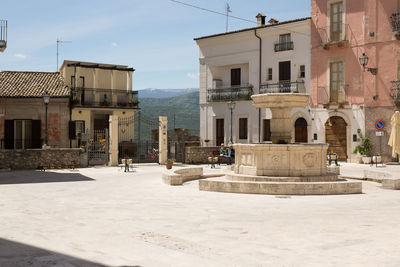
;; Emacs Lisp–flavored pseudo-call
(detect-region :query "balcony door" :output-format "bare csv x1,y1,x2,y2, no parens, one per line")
216,119,224,146
231,68,241,87
330,2,343,42
279,61,291,92
329,61,344,103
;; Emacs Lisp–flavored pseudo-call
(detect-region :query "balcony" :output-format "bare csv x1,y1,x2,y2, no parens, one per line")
390,12,400,39
71,88,139,109
390,81,400,108
274,41,294,52
317,84,349,107
0,20,7,52
260,81,305,94
318,24,349,49
207,85,253,102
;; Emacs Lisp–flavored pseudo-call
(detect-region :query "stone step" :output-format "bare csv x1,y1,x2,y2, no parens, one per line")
199,177,362,195
226,173,339,183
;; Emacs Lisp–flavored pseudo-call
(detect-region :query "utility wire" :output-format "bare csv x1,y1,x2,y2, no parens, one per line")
168,0,256,24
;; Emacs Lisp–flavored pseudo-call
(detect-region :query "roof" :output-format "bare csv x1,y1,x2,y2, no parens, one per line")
194,17,311,41
0,71,70,98
61,60,135,72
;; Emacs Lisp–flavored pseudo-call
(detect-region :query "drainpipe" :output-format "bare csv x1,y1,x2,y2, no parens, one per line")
254,29,262,143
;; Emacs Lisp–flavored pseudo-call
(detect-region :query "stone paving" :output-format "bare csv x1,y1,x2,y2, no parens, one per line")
0,163,399,266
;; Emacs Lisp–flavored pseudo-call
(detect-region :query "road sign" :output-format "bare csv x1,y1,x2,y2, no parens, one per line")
376,131,384,137
375,120,384,130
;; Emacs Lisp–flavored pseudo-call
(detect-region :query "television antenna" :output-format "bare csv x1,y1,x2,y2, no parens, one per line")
56,38,71,71
225,2,232,32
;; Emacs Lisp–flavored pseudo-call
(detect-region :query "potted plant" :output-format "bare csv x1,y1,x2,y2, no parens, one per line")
353,133,372,164
165,158,175,169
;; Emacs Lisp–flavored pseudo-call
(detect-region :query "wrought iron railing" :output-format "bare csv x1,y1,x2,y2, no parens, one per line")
0,20,7,52
260,81,305,94
207,85,253,102
317,84,349,105
390,81,400,107
274,41,294,52
71,88,139,108
390,12,400,33
318,23,349,46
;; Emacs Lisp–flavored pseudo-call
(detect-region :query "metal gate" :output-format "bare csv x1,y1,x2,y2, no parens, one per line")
118,111,159,163
82,129,109,165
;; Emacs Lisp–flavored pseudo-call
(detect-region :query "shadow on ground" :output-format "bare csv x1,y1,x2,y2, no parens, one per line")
0,237,108,266
0,170,94,185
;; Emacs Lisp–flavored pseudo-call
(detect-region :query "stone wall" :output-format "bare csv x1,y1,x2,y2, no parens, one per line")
0,148,87,170
185,146,220,164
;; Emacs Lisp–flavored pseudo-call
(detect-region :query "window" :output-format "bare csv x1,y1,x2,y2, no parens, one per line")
71,76,75,88
263,119,271,142
79,76,85,88
329,61,344,103
299,65,305,78
330,2,343,42
279,33,291,44
239,118,248,140
4,119,41,149
277,34,292,51
267,68,273,81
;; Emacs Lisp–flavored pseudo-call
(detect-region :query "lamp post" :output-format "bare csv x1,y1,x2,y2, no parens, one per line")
227,100,236,144
359,52,377,75
43,91,50,147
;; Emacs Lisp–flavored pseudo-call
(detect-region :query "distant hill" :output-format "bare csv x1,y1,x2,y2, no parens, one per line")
138,88,199,98
138,91,200,137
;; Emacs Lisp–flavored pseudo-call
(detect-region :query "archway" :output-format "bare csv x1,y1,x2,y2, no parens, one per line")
294,118,308,143
325,116,347,161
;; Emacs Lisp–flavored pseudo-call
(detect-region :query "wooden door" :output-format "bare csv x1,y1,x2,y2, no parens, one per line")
295,118,308,143
325,116,347,161
279,61,291,92
330,2,343,41
216,119,224,146
231,68,241,86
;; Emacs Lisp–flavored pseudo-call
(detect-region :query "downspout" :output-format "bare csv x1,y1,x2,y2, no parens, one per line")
254,29,262,143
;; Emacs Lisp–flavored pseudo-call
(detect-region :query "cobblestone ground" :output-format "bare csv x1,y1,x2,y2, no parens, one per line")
0,163,399,267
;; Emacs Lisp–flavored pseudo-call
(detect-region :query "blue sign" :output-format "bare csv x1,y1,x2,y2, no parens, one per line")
375,120,384,130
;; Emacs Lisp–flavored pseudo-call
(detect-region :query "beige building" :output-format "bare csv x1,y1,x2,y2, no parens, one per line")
60,60,138,148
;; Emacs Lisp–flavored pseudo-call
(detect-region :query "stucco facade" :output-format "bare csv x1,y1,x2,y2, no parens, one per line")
196,17,311,146
311,0,400,162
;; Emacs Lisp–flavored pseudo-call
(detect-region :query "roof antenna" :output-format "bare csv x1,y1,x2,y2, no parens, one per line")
56,38,71,72
225,2,232,32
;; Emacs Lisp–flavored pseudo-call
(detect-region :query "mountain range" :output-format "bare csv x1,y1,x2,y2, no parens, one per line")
137,88,199,98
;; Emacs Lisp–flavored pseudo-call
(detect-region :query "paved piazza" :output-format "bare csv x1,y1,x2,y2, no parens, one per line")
0,163,400,266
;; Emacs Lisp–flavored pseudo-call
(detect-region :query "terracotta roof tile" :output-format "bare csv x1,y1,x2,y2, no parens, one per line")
0,71,70,98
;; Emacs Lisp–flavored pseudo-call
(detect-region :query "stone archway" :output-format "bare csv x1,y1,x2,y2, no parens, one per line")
325,116,347,161
295,118,308,143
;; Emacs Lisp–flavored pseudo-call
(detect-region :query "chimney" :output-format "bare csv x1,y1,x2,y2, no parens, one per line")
269,18,279,25
256,13,266,26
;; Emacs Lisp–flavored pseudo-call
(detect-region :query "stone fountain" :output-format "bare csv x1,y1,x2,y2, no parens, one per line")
199,93,362,195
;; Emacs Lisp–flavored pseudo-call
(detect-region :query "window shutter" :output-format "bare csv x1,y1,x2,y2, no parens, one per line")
69,121,76,140
31,120,42,148
4,120,14,149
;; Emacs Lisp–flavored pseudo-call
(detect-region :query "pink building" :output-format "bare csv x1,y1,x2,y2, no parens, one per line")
311,0,400,162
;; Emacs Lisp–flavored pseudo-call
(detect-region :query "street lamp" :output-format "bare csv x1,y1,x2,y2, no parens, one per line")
227,100,236,144
359,52,377,75
43,91,50,147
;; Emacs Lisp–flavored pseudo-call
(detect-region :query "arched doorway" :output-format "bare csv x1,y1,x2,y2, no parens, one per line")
325,116,347,161
295,118,308,143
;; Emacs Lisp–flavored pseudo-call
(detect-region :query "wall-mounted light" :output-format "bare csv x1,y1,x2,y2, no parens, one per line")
359,53,377,75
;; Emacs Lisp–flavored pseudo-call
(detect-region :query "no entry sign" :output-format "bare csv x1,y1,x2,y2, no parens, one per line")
375,120,384,130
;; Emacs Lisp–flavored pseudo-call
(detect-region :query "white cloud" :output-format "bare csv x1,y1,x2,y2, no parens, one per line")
14,53,27,59
111,42,118,47
187,72,199,79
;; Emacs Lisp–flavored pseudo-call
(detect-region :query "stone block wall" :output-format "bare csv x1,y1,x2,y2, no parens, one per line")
0,148,87,170
185,146,220,164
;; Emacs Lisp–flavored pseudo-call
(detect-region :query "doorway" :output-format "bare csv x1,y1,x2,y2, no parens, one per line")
279,61,291,92
295,118,308,143
325,116,347,161
216,119,224,146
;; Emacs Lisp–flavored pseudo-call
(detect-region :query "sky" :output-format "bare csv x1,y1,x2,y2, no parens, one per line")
0,0,310,90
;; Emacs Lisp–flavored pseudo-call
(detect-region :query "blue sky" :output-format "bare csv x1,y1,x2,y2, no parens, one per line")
0,0,309,90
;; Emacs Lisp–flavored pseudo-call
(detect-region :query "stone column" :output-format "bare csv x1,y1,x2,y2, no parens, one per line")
109,115,119,166
159,116,168,164
270,107,292,144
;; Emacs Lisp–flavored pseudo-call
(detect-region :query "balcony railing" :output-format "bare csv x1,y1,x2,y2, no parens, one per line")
317,84,349,106
207,85,253,102
274,42,294,52
390,81,400,108
0,20,7,52
71,88,139,108
318,24,349,48
260,81,305,94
